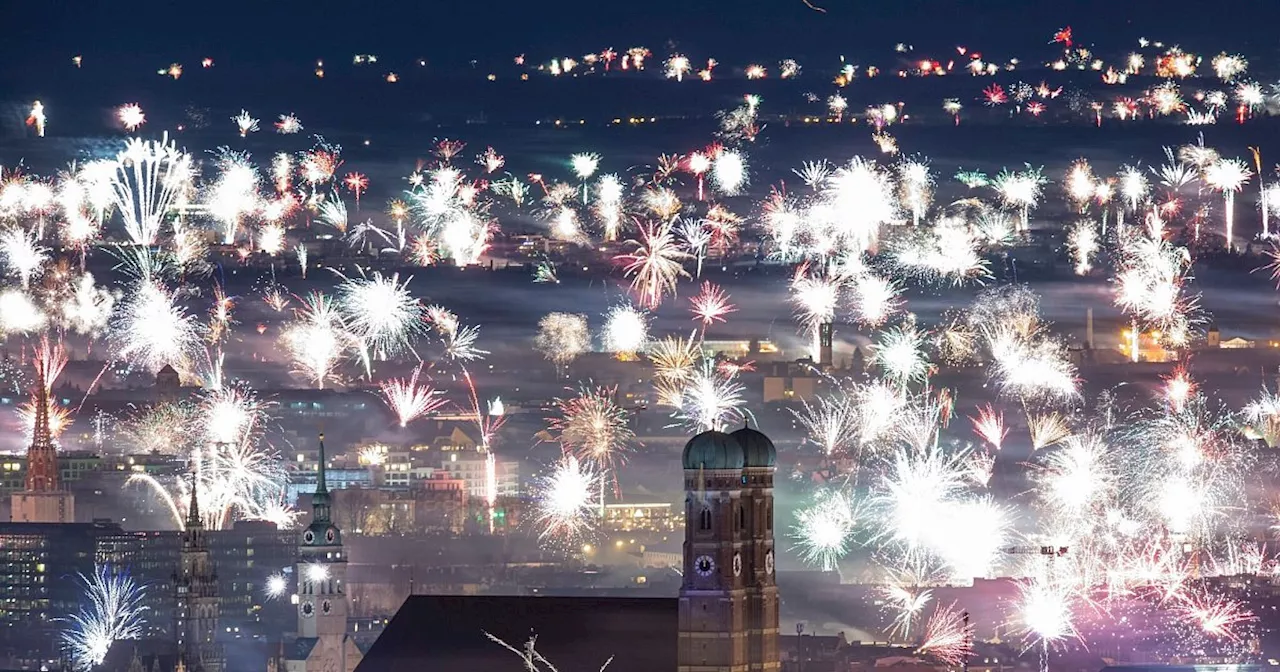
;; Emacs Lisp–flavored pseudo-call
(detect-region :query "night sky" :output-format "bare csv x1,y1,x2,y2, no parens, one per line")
4,0,1278,73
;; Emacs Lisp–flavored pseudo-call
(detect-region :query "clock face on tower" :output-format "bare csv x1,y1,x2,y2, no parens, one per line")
765,550,775,575
303,529,315,544
732,552,742,577
322,599,333,615
694,554,715,576
325,528,336,543
300,600,315,618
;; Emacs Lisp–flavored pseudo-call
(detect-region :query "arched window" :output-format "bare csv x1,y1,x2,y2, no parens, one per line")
738,506,745,530
766,504,773,530
700,508,712,530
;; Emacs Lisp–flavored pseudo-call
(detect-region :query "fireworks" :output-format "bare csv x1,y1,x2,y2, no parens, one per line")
0,226,49,288
711,150,747,196
378,365,445,427
897,160,934,227
117,103,146,131
282,292,349,389
336,269,424,366
533,455,601,543
818,157,897,252
1174,588,1256,642
1017,576,1080,648
534,312,591,375
27,101,46,137
110,279,203,374
871,321,932,388
570,152,601,181
794,391,858,456
792,489,858,571
648,333,701,387
206,150,261,244
601,304,649,357
689,282,736,334
426,305,489,363
61,566,148,671
110,135,194,245
1066,220,1099,275
550,385,634,473
916,602,973,666
232,109,260,137
1113,223,1199,348
890,219,990,286
993,166,1047,232
128,417,293,531
618,220,691,308
275,113,303,134
790,263,842,357
265,573,288,599
1202,157,1251,249
969,405,1008,450
674,360,746,432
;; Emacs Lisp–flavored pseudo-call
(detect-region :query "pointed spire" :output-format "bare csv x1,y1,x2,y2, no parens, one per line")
315,433,329,496
24,363,58,493
186,472,202,530
33,376,50,447
312,433,331,525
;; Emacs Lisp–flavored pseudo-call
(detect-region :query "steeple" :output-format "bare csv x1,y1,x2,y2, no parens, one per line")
313,433,330,524
186,472,202,531
25,377,58,492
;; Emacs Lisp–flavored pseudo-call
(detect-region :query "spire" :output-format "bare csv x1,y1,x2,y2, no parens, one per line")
33,378,50,447
315,433,329,496
24,372,58,492
312,433,331,524
186,472,202,530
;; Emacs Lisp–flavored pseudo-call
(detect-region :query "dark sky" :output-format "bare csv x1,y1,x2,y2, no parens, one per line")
2,0,1276,72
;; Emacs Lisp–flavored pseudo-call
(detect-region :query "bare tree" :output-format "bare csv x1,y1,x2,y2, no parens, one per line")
484,631,613,672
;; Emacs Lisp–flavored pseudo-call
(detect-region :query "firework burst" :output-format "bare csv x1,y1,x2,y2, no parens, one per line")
61,566,148,671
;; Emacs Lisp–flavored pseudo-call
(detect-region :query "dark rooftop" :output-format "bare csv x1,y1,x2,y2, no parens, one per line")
355,595,676,672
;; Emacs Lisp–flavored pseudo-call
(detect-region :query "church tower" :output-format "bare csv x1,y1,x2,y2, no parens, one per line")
174,475,223,672
297,433,347,639
731,426,780,672
678,428,779,672
10,365,75,523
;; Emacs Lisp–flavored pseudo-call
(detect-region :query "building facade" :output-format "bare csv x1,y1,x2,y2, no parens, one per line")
0,519,296,664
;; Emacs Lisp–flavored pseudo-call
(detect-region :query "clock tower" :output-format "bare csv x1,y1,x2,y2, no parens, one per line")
676,429,750,671
297,434,347,640
731,426,780,672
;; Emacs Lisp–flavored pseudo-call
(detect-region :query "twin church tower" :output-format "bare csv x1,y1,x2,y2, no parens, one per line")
678,425,780,672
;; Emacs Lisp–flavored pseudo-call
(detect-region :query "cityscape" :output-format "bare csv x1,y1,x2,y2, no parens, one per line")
5,1,1280,671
